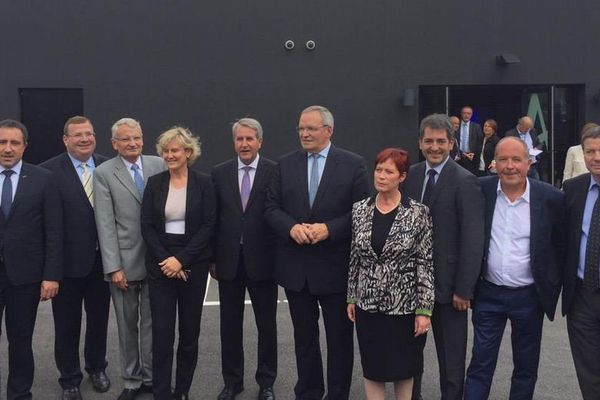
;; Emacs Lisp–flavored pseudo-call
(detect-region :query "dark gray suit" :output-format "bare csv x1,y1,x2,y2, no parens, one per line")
94,155,165,389
403,157,485,400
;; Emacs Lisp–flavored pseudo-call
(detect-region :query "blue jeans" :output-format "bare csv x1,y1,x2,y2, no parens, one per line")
464,279,544,400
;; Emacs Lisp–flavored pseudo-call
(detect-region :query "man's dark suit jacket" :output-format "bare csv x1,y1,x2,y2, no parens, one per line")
562,173,594,316
457,122,483,172
265,145,370,295
211,157,276,281
39,152,108,278
141,169,217,278
504,128,541,148
1,163,62,285
403,158,484,303
480,176,565,320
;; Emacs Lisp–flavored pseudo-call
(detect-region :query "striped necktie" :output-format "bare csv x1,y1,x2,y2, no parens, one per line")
80,163,94,207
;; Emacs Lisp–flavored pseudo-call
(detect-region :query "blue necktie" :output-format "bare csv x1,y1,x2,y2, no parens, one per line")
240,166,252,211
1,170,14,218
421,169,437,206
461,123,469,153
131,164,145,198
308,153,320,208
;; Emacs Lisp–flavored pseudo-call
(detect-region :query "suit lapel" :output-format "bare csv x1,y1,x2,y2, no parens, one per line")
114,159,141,203
61,153,93,210
8,163,32,220
246,158,267,212
529,181,542,264
228,160,243,212
483,177,498,255
428,159,453,207
572,176,589,253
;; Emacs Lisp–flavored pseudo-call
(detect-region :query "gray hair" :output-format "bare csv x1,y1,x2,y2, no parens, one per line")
419,113,453,141
301,105,334,129
582,125,600,146
111,117,142,139
232,118,263,140
156,126,201,165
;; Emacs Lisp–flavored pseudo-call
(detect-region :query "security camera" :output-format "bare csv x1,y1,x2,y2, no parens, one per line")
284,40,295,50
305,40,316,50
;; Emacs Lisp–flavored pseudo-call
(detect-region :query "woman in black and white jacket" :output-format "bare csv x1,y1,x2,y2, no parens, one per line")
347,147,434,400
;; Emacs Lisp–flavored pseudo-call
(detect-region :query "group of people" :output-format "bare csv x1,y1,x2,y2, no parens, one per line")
449,106,544,180
0,104,598,400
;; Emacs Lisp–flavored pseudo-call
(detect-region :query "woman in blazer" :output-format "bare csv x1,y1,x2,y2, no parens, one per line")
141,126,216,400
347,148,434,400
477,119,500,176
563,122,598,182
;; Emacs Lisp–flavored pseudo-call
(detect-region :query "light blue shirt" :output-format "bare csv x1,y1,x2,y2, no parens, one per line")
120,156,144,181
578,176,600,280
307,142,331,189
68,153,96,180
460,121,470,152
0,160,22,203
420,156,450,202
486,179,534,287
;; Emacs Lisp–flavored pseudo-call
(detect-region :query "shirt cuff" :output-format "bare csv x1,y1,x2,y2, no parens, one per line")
416,308,432,317
347,298,356,304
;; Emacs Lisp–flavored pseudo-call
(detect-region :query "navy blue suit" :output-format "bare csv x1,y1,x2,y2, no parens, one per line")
465,176,565,400
40,152,111,389
265,144,369,400
0,162,63,400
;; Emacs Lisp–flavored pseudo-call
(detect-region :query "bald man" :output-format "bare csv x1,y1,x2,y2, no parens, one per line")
505,116,544,180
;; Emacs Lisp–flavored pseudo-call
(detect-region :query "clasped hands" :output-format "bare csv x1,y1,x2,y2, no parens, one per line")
159,256,188,281
290,223,329,245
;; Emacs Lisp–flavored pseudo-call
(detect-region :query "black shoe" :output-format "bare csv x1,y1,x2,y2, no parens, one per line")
217,386,243,400
258,387,275,400
62,388,83,400
89,371,111,393
140,383,153,393
117,388,140,400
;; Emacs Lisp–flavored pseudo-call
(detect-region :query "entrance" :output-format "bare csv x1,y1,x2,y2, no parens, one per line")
419,84,584,186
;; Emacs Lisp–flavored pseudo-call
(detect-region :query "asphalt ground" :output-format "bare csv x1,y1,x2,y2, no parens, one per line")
0,277,582,400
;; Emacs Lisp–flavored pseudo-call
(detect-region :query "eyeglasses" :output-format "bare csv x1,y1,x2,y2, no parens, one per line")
112,136,143,143
66,132,95,139
296,125,328,133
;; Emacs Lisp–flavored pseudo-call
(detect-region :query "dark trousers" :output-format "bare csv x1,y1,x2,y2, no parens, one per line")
412,301,468,400
567,280,600,400
285,286,353,400
52,254,110,389
148,264,209,400
0,279,39,400
218,254,278,389
464,280,544,400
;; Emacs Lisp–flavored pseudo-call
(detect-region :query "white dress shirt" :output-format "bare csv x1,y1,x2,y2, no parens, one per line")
485,179,534,287
237,154,260,190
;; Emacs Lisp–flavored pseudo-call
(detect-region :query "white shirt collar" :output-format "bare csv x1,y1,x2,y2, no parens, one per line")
425,155,450,175
238,153,260,170
497,178,530,203
0,160,22,175
120,156,142,170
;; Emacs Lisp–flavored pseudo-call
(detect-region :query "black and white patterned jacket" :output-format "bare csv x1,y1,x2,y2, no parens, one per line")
347,194,434,315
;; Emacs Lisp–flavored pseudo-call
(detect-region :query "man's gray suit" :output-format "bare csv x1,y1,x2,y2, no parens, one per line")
403,157,485,400
94,155,165,389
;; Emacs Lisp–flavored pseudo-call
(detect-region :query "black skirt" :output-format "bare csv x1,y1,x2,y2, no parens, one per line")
355,306,427,382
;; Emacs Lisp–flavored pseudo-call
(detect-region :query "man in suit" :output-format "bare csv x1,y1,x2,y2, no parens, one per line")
449,115,461,161
94,118,165,400
211,118,278,400
563,125,600,399
0,119,63,400
505,116,543,180
265,105,369,400
40,116,111,400
456,106,483,174
464,137,565,399
403,113,484,400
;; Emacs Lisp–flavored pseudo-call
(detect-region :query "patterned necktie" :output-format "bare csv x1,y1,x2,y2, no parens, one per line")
584,189,600,290
1,170,14,218
80,163,94,207
131,164,145,198
308,153,320,208
421,169,437,206
240,166,252,211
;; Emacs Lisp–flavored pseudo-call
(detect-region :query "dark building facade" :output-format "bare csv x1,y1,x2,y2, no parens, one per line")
1,1,599,185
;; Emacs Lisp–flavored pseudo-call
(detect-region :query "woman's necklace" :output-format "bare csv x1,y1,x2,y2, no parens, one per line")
375,192,401,214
